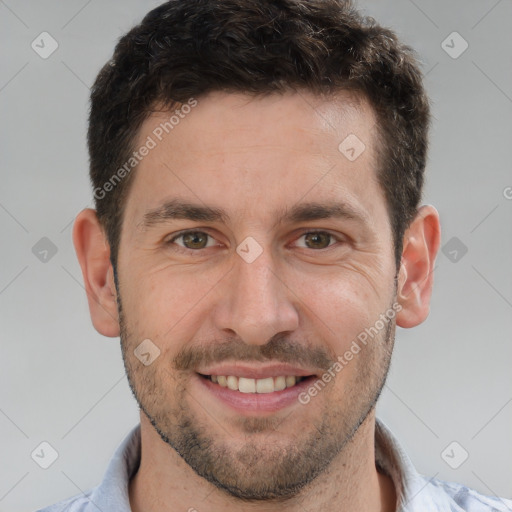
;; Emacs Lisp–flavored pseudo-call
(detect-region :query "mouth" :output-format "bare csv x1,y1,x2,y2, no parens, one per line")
197,373,311,393
194,371,319,414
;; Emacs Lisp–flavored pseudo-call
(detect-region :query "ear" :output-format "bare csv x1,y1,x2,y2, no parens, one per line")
396,205,441,328
73,208,120,337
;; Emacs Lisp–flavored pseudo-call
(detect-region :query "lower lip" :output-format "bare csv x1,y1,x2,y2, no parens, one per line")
195,374,317,414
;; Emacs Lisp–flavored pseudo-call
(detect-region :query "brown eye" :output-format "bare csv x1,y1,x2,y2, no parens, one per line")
171,231,213,249
302,232,334,249
182,231,208,249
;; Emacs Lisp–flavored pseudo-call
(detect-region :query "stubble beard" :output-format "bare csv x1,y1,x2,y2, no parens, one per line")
117,293,395,502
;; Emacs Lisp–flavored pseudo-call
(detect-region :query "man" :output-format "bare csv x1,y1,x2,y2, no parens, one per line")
38,0,511,511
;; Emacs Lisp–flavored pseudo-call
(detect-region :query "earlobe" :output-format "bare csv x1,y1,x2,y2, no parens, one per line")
73,209,120,337
396,205,441,329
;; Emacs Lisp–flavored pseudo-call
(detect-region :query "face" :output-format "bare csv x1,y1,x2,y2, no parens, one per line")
115,91,398,500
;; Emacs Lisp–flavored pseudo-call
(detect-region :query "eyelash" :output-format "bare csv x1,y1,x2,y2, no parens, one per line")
166,229,343,252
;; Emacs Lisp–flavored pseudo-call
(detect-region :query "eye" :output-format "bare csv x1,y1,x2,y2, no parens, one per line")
167,229,343,252
168,230,218,250
295,231,338,250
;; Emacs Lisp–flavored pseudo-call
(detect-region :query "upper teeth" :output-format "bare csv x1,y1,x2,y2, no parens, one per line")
210,375,303,393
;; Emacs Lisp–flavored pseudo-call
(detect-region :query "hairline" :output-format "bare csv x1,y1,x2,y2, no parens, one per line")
104,87,404,267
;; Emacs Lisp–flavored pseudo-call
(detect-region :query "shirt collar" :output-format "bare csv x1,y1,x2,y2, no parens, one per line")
375,419,463,511
89,423,141,510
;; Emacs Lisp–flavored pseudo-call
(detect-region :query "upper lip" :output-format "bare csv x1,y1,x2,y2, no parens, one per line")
197,363,318,380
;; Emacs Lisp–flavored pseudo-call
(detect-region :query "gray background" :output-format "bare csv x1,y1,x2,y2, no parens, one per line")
1,1,511,510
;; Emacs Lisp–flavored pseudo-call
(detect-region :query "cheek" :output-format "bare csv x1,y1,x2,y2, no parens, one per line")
120,263,228,339
293,270,380,351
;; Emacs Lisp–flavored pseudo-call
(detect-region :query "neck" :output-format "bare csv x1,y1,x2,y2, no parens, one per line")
129,411,396,512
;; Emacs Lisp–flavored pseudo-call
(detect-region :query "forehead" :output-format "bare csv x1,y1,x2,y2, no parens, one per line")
123,90,386,231
142,90,377,162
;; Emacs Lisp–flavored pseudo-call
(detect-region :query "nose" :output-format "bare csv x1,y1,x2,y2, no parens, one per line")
212,246,300,346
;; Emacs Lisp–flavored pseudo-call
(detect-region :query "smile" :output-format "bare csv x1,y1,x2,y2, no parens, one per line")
199,374,308,393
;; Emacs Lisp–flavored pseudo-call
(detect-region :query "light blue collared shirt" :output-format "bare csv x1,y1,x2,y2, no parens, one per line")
36,419,512,511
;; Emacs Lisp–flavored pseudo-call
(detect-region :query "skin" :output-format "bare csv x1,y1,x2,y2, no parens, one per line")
74,90,440,512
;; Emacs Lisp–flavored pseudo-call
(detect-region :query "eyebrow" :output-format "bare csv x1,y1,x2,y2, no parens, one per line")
142,198,369,229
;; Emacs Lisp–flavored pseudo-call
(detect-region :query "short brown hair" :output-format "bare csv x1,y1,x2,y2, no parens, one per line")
88,0,430,267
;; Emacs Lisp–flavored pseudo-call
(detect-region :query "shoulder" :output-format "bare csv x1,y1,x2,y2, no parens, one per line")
35,491,93,512
35,424,140,512
424,475,512,512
